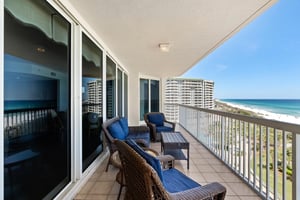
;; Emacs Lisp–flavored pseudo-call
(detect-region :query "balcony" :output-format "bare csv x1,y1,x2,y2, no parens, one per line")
74,126,261,199
74,104,300,200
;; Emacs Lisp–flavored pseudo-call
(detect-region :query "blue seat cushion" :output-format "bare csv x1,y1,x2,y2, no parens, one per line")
119,117,129,137
162,168,200,193
126,132,150,147
108,121,126,140
156,126,173,133
148,114,164,126
126,139,164,184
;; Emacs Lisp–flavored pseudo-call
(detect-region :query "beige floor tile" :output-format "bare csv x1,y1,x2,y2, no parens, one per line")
98,170,118,181
218,182,237,196
202,172,224,182
185,172,206,184
238,196,262,200
78,181,95,194
206,157,223,165
89,181,115,195
192,158,210,165
84,194,108,200
227,182,258,196
224,195,241,200
211,164,232,173
73,194,87,200
196,164,217,172
219,172,242,182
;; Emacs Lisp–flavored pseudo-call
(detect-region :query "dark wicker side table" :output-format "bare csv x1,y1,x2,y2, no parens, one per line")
161,131,190,169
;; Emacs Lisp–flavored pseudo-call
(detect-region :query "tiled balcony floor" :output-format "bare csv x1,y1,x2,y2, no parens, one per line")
74,125,262,200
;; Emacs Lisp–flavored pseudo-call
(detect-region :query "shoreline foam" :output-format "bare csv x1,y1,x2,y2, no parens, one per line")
215,99,300,125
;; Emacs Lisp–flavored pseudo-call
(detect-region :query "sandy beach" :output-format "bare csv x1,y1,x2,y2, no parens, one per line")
214,99,300,125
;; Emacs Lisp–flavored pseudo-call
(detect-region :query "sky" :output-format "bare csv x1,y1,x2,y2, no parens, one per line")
182,0,300,99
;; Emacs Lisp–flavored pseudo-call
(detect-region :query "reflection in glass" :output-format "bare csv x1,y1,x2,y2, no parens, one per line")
140,79,149,120
106,57,116,119
81,33,103,171
4,0,70,199
151,80,160,112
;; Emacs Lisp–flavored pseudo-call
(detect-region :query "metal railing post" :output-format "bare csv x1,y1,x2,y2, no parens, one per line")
293,132,300,200
221,116,225,161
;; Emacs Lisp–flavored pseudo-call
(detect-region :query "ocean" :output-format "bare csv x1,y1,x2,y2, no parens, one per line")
4,100,56,111
220,99,300,118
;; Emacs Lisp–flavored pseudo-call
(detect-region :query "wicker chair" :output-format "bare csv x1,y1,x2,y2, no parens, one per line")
115,140,227,200
112,146,174,200
144,112,176,142
102,116,150,171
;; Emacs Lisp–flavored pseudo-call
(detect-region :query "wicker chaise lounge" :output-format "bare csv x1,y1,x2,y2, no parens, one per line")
115,140,227,200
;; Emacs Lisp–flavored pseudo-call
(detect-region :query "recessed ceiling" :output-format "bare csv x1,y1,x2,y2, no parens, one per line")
64,0,277,78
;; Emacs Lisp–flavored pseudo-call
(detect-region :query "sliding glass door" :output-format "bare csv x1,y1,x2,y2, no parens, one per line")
4,0,71,199
81,33,103,171
106,57,116,119
140,79,160,120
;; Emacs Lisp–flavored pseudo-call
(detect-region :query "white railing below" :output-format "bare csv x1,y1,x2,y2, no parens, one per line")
178,104,300,200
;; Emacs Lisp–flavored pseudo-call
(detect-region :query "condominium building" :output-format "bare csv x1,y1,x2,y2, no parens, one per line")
87,80,102,115
164,78,214,122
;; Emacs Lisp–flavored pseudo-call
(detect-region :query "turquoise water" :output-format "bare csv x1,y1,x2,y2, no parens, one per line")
220,99,300,117
4,100,56,111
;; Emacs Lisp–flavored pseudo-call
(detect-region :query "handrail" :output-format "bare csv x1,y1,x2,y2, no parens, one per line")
181,105,300,134
178,104,300,200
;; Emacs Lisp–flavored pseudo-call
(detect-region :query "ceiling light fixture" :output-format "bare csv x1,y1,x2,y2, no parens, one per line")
159,43,170,52
37,47,46,53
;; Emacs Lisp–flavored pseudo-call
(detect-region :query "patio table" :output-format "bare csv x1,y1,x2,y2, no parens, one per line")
161,131,189,169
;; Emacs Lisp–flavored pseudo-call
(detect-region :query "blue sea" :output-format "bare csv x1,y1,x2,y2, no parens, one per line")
220,99,300,118
4,100,56,111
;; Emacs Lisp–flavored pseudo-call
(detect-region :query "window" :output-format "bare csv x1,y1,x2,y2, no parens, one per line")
140,79,160,120
4,0,71,199
81,33,103,171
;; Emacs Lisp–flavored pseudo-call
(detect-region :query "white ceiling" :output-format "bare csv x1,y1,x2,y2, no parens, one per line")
64,0,277,78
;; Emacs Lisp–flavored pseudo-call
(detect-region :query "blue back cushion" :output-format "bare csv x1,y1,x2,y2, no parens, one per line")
148,114,164,126
126,140,164,184
108,121,126,140
119,117,129,137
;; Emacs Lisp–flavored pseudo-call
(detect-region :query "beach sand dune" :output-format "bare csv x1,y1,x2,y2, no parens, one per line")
214,100,300,125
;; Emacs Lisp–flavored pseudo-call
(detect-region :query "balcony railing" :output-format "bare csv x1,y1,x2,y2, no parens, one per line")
178,104,300,200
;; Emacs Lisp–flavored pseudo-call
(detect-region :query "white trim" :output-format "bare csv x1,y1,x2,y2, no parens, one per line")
102,52,107,121
139,73,160,81
122,71,125,116
73,24,82,181
0,0,4,199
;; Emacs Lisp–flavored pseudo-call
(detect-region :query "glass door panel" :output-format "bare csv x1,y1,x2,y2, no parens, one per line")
4,0,71,199
81,33,103,171
106,57,116,119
